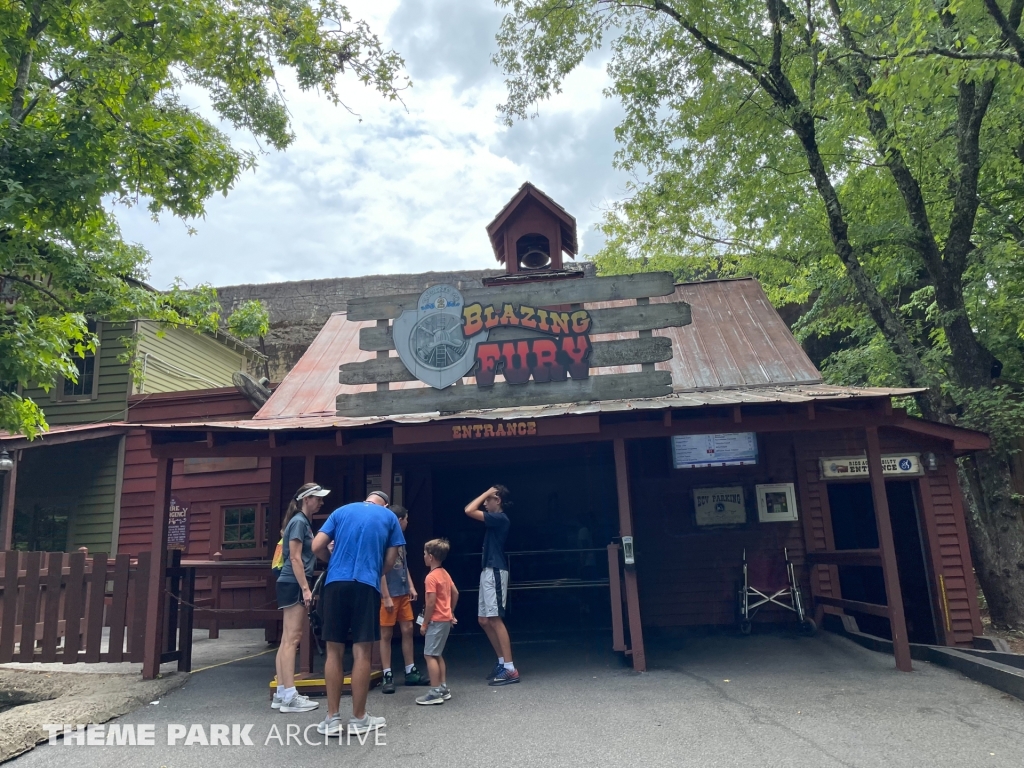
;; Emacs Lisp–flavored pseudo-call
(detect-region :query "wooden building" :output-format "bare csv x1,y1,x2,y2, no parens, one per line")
0,323,261,554
133,184,990,677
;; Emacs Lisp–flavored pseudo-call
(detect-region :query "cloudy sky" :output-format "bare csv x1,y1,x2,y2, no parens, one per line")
116,0,628,291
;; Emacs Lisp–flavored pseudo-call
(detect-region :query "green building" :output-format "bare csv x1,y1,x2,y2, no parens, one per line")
4,321,261,554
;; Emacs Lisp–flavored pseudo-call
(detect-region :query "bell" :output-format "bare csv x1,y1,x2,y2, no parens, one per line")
519,248,551,270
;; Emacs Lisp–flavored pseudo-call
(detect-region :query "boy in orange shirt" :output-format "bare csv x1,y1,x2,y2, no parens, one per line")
416,538,458,705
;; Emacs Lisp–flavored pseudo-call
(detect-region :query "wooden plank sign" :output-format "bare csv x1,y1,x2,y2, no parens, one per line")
393,414,601,445
338,272,689,418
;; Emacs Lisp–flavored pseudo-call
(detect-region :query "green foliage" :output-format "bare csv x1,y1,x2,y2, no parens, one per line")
496,0,1024,438
0,0,406,436
227,299,271,340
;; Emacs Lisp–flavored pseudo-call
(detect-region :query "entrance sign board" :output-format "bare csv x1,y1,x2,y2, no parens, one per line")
167,496,189,550
392,414,601,445
819,454,923,479
693,486,746,526
338,271,690,418
672,433,759,469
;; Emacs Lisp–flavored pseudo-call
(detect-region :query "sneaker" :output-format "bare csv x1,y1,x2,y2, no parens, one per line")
486,661,504,681
404,666,431,686
316,714,343,737
348,713,386,735
280,692,319,713
489,668,520,686
381,671,395,694
415,688,445,706
271,693,284,710
440,683,452,701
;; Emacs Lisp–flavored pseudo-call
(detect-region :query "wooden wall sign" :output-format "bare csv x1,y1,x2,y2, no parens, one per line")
182,457,259,475
338,272,691,418
392,414,601,445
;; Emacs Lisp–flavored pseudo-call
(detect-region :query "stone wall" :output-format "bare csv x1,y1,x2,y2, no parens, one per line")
217,270,503,381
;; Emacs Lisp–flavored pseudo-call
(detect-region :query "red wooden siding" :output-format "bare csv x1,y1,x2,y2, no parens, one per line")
118,388,269,558
629,433,810,629
795,428,980,647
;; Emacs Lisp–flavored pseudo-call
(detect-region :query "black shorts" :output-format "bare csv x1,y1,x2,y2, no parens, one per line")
276,580,302,609
322,581,380,644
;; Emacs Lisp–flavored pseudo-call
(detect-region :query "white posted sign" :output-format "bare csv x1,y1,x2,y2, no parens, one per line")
819,454,923,479
693,486,746,527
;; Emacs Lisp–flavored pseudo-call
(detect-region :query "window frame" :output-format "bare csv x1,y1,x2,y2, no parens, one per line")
217,500,268,559
56,321,101,402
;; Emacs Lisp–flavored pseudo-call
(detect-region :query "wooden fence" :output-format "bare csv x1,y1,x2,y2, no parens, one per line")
0,550,194,670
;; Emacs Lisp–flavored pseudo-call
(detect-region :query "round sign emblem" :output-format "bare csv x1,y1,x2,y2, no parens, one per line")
898,458,912,471
392,285,488,389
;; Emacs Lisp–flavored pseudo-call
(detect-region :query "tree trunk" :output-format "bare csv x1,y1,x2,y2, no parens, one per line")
958,449,1024,629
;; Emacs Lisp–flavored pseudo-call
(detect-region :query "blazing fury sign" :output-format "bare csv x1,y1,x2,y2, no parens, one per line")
393,285,593,389
462,300,592,387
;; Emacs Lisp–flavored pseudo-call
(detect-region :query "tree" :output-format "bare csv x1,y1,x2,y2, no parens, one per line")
496,0,1024,627
1,0,406,437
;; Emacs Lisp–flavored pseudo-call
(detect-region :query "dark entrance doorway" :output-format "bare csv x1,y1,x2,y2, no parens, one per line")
406,442,619,637
826,481,937,644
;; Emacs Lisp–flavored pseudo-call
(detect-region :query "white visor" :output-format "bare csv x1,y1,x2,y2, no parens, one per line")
296,485,330,500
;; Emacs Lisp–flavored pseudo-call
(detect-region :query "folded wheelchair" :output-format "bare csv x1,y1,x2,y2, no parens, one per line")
738,547,816,635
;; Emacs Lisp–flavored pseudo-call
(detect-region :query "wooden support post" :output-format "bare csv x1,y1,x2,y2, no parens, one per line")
381,452,394,502
304,453,315,484
266,457,283,643
209,551,222,640
865,427,912,672
607,543,625,652
0,450,18,550
612,438,646,672
143,457,173,679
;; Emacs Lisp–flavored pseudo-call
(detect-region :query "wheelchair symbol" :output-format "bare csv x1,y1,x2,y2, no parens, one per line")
898,458,912,471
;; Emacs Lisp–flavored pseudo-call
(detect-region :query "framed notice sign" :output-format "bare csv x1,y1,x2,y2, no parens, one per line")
756,483,798,522
167,497,189,551
672,433,758,469
819,454,923,479
693,486,746,527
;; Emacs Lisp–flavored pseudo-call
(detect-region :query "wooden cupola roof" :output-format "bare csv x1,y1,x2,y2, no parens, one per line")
485,182,578,274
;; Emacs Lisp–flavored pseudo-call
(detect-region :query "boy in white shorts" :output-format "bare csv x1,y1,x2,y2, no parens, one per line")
464,485,518,686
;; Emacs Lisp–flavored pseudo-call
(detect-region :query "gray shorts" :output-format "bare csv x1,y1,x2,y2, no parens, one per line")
423,621,451,657
478,568,508,618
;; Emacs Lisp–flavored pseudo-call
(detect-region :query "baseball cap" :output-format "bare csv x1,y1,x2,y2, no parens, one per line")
368,490,390,505
296,484,331,500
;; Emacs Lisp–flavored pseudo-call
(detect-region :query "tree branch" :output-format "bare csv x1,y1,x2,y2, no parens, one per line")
0,274,69,310
945,78,997,275
982,0,1024,63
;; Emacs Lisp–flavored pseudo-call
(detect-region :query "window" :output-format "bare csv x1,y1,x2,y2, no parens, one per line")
59,321,100,401
63,353,96,397
222,506,258,550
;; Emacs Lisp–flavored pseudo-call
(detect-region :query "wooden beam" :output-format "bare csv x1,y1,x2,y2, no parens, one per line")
304,454,316,484
865,427,912,672
339,336,674,385
0,450,17,550
807,402,816,421
393,414,600,445
337,371,672,418
814,595,891,618
732,405,742,424
143,457,173,680
358,302,692,352
805,549,883,567
150,437,392,460
380,452,393,502
345,272,677,321
613,438,646,672
608,543,625,652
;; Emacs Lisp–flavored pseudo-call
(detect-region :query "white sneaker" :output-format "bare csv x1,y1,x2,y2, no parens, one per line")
317,714,344,736
280,693,319,713
348,713,386,735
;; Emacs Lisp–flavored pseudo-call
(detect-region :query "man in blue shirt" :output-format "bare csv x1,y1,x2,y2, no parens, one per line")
312,490,405,737
465,485,518,686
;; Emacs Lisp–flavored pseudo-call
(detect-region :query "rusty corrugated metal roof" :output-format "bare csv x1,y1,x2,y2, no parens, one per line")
142,384,924,432
255,277,822,422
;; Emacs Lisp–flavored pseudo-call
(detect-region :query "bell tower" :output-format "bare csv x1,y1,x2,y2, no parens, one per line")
485,182,579,281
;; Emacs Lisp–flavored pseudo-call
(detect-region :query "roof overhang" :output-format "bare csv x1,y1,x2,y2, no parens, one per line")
0,423,130,451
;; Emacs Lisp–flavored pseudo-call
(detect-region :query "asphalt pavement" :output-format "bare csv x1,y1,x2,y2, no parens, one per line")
9,628,1024,768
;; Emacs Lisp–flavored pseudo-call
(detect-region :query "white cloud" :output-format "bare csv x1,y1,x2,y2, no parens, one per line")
115,0,628,290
